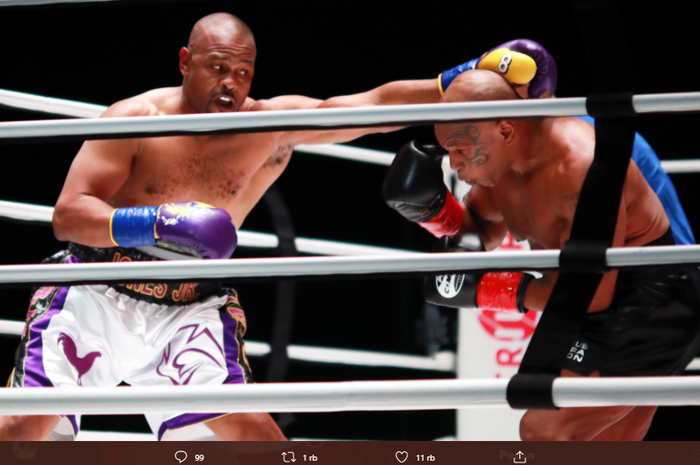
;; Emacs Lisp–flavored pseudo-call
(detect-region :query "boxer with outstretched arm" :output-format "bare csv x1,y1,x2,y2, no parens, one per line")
0,13,447,442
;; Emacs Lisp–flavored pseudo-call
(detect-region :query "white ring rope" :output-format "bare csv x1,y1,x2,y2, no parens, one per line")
0,89,107,118
658,160,700,174
0,199,417,256
0,88,397,166
0,245,698,286
3,88,699,172
0,0,118,5
0,97,584,140
1,92,700,141
1,376,700,415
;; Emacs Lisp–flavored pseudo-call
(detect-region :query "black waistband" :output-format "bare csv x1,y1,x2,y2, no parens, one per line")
67,243,222,306
615,227,678,292
645,227,675,247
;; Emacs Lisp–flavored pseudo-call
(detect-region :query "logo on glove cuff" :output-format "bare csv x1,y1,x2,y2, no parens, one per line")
436,273,465,298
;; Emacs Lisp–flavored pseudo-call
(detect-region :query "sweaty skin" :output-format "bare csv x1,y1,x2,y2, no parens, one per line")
37,13,440,441
435,70,669,441
437,71,668,314
52,13,440,247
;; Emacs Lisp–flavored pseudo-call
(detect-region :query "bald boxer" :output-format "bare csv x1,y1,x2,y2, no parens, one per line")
0,12,449,441
426,39,694,245
387,69,700,440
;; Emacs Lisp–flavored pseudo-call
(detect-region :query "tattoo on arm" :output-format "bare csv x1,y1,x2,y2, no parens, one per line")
451,126,489,167
564,192,580,212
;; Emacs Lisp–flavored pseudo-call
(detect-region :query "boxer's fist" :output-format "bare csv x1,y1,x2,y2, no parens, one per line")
423,235,483,308
383,141,464,238
439,39,557,99
424,235,531,312
155,202,237,259
110,201,237,259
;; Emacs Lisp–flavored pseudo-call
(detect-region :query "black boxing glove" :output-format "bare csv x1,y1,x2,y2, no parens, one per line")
424,235,532,312
383,141,464,237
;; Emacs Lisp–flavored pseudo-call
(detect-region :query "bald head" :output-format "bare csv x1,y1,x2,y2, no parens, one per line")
435,70,538,187
441,69,518,104
188,13,255,54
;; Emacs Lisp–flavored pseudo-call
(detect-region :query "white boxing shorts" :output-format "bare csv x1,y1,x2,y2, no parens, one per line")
10,244,253,441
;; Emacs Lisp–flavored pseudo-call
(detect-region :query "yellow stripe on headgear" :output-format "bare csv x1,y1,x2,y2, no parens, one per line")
477,48,537,85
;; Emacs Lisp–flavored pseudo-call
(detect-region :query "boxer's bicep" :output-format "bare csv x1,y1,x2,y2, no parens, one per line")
59,100,150,202
255,95,323,111
53,100,149,244
63,139,138,201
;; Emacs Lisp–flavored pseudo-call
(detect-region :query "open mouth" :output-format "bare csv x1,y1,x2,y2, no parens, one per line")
212,95,235,112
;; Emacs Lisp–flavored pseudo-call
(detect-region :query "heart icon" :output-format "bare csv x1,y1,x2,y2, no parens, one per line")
395,451,409,463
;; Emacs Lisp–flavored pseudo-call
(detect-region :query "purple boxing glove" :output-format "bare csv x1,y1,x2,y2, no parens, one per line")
155,202,237,259
439,39,558,99
110,201,237,259
495,39,557,99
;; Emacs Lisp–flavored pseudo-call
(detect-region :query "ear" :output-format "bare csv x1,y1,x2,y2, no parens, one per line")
498,120,515,144
179,47,191,77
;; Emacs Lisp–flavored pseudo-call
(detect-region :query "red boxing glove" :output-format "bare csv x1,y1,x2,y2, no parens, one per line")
476,272,532,313
417,190,464,238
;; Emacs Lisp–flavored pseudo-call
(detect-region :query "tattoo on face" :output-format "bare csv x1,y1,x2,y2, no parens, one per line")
564,192,580,212
451,125,489,167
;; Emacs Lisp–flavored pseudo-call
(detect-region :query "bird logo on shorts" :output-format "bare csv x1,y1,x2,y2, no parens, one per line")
436,273,465,298
57,333,102,386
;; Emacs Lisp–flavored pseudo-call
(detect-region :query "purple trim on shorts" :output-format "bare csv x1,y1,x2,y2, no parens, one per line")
23,285,79,435
65,255,83,265
220,310,247,385
157,412,224,440
156,312,246,440
23,286,71,388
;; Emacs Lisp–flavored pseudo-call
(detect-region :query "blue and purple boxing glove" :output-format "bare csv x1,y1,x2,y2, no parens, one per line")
438,39,558,99
109,201,238,259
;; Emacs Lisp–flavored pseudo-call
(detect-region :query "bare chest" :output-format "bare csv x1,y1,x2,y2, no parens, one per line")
492,176,569,249
118,134,287,206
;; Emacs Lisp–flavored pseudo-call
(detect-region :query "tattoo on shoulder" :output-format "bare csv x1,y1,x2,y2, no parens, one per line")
564,192,580,212
451,125,489,167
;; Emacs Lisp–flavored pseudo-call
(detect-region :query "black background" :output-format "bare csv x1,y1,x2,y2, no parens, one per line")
0,0,699,441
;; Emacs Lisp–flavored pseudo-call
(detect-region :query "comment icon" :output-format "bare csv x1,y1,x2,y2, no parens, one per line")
175,451,188,463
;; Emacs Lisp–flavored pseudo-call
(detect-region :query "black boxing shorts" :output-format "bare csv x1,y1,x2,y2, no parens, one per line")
561,228,700,376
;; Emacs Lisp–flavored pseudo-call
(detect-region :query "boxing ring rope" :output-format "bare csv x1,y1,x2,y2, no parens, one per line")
2,91,700,424
2,88,698,172
0,0,134,6
0,92,700,142
0,199,416,256
2,376,700,415
0,244,698,286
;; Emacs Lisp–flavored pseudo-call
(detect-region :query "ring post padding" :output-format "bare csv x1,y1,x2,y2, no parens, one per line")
506,373,558,410
559,240,610,274
515,93,637,403
586,93,637,118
